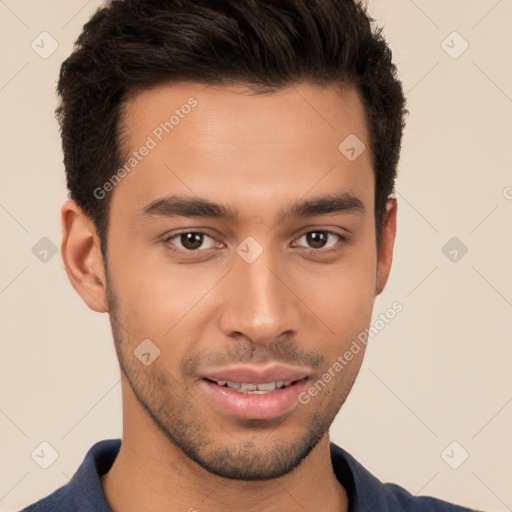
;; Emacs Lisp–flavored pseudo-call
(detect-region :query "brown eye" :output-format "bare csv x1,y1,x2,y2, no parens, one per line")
305,232,328,249
165,231,218,252
295,230,343,250
180,232,204,250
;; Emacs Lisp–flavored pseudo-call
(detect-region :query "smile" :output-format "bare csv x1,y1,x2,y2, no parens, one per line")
210,380,293,394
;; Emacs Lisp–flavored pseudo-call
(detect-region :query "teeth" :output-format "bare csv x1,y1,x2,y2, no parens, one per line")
256,382,277,391
215,380,293,393
240,383,258,392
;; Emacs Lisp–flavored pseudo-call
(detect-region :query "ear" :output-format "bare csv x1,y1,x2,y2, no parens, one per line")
375,195,397,295
61,199,108,313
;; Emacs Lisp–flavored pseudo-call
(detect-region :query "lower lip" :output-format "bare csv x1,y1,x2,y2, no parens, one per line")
202,379,308,420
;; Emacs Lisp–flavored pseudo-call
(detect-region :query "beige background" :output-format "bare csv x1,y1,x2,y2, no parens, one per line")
1,1,511,511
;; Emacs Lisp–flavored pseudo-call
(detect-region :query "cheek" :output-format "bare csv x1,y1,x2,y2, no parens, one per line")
109,251,222,347
290,245,377,336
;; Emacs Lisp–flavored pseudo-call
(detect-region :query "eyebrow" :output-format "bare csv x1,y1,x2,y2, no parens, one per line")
138,191,365,222
140,195,239,221
285,192,365,219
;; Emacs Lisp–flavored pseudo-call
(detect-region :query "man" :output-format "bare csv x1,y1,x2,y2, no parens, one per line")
22,0,478,510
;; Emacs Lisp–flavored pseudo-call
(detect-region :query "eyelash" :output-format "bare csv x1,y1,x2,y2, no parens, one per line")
163,229,349,256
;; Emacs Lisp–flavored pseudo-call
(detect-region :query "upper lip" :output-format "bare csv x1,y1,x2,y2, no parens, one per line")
202,364,310,384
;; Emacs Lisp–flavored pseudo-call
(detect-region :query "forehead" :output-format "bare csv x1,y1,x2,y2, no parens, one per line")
122,81,369,149
112,81,374,219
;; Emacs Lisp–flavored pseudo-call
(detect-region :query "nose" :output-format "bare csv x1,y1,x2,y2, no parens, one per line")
218,246,301,347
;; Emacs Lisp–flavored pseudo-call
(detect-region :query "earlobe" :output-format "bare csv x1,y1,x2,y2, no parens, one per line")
375,196,397,296
61,199,108,313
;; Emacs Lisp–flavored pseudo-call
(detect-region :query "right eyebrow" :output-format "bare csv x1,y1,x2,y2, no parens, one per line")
138,195,239,222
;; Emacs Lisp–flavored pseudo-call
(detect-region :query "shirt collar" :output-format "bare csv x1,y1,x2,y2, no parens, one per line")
330,442,401,511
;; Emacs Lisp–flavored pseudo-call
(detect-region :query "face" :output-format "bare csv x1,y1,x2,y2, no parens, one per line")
92,82,393,480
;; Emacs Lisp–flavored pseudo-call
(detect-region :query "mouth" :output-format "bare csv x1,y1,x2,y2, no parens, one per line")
200,366,310,420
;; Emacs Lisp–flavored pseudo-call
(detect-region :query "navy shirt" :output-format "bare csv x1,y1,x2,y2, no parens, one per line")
22,439,479,511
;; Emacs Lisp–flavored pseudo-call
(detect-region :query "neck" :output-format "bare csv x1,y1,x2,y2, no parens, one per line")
101,384,349,512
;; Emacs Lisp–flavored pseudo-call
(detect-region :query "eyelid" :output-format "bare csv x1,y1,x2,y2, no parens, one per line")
163,228,216,241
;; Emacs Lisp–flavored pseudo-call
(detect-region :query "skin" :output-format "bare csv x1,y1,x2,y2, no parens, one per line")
61,81,397,512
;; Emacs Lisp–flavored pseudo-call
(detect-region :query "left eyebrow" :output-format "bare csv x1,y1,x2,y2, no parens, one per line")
283,192,366,219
